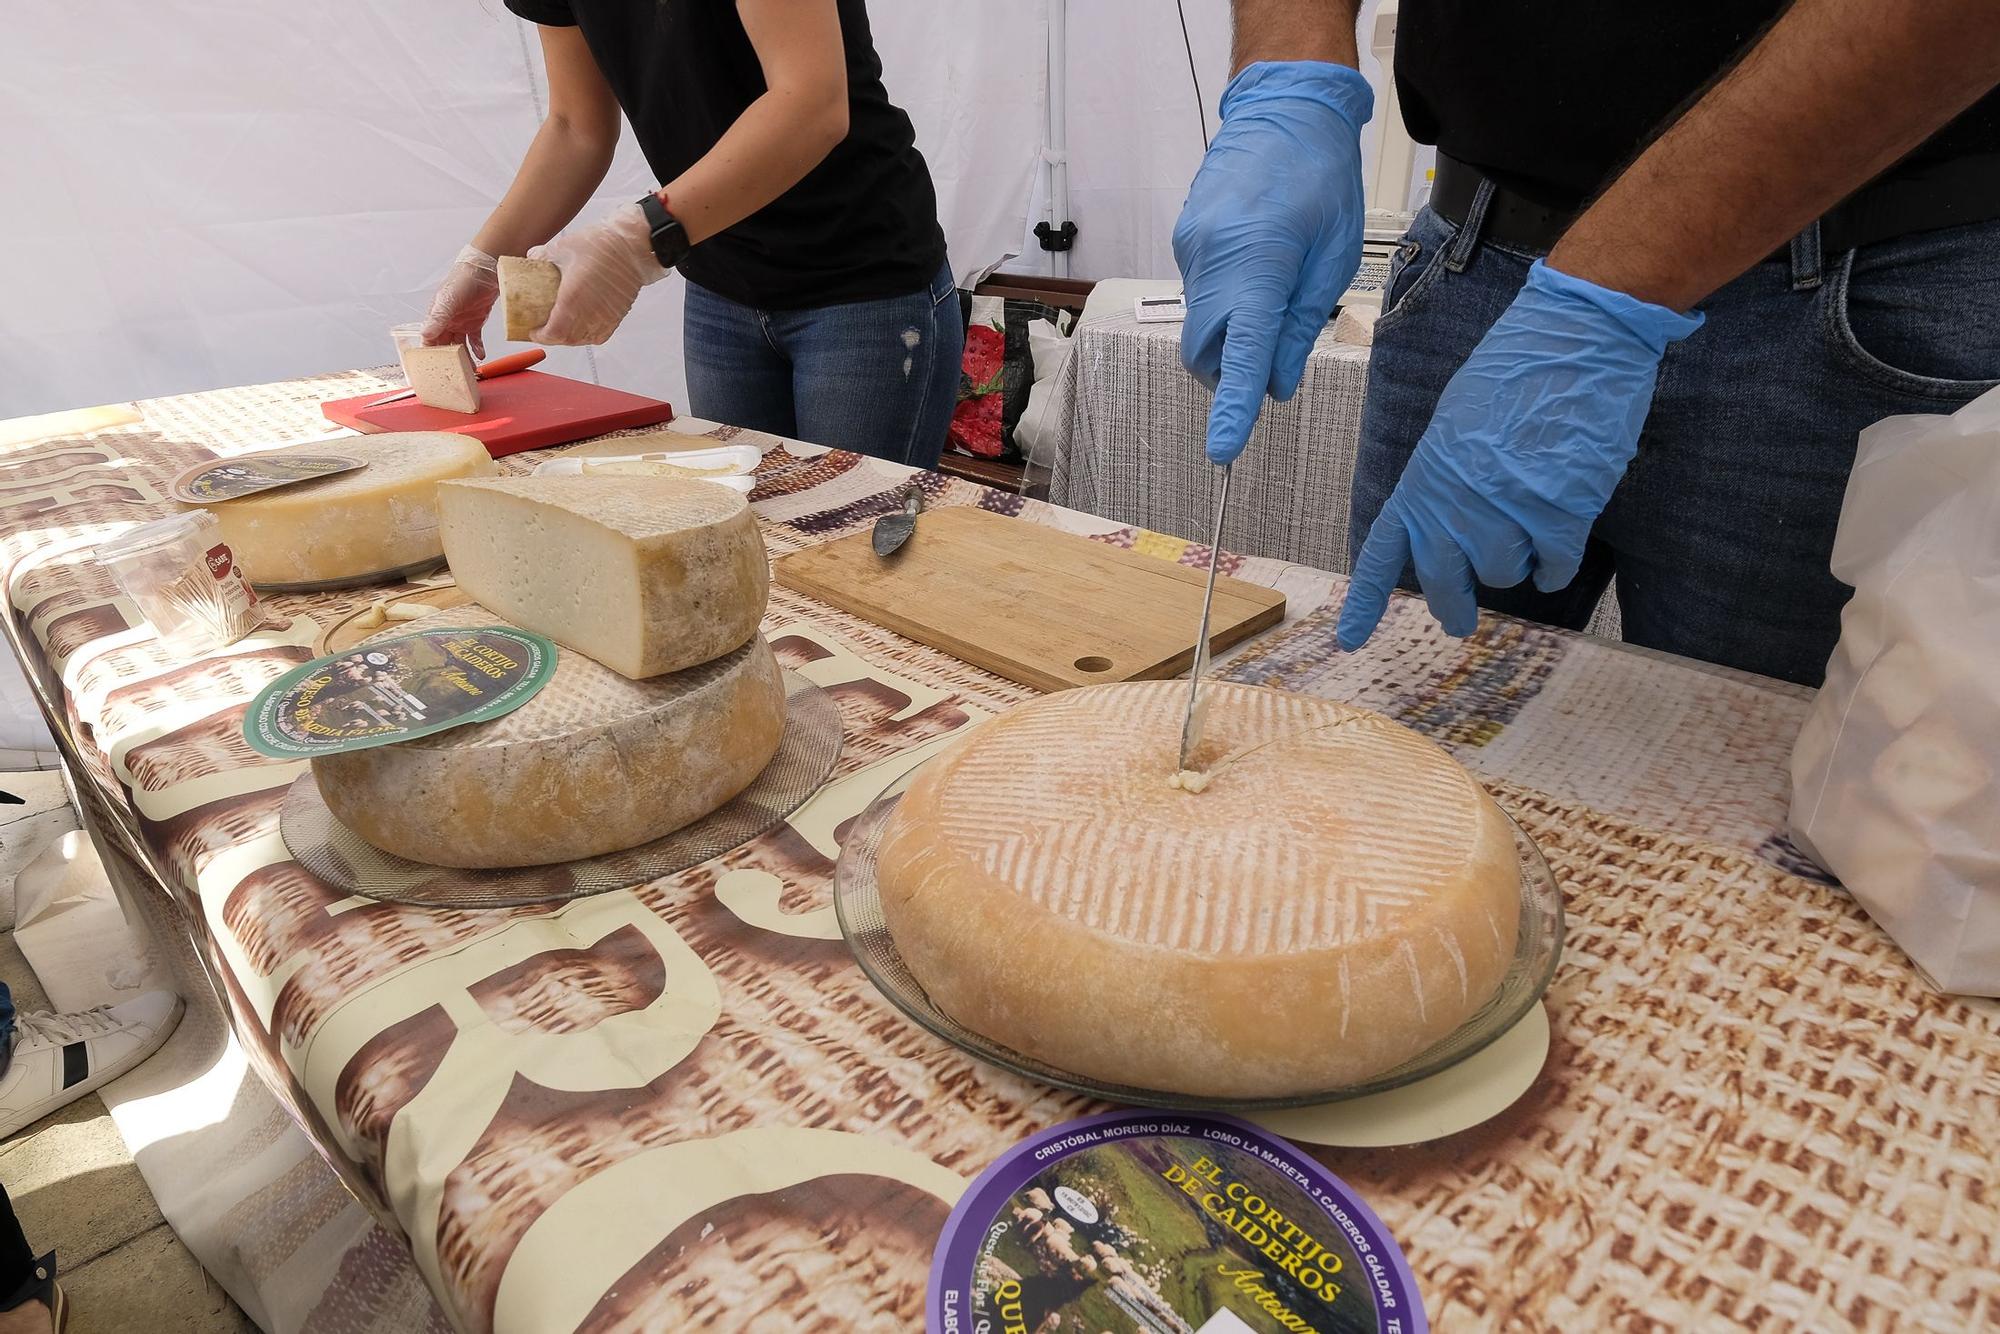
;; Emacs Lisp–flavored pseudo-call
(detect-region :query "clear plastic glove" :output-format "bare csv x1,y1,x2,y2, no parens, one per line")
420,245,499,359
1336,260,1705,651
527,202,668,346
1173,61,1373,465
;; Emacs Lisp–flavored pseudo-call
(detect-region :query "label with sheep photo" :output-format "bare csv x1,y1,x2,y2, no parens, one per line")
170,453,366,503
243,626,557,759
930,1110,1423,1334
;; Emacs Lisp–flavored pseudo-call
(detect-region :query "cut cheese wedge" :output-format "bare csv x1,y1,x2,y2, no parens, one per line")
875,680,1522,1097
399,343,481,413
439,475,769,679
313,604,787,868
190,433,496,588
500,255,560,342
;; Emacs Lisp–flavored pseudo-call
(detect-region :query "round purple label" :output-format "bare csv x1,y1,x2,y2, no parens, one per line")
930,1110,1425,1334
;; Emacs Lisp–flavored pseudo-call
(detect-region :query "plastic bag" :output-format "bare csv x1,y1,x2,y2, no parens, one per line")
1790,384,2000,994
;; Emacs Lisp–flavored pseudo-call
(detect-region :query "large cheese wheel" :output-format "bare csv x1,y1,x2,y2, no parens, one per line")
438,475,767,679
193,433,496,587
313,605,786,868
875,681,1522,1097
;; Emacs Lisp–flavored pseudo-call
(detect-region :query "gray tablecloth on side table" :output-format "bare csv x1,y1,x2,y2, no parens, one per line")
1051,309,1622,636
1052,312,1372,571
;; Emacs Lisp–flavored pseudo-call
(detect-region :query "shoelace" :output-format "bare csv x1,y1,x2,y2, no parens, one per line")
13,1006,125,1050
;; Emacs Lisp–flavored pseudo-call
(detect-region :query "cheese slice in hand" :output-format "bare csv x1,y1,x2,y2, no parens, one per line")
190,433,496,588
399,343,481,413
313,604,787,868
500,255,560,342
439,474,769,679
875,680,1523,1098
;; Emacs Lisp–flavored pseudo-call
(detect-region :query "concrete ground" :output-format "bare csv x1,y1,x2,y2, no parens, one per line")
0,792,257,1332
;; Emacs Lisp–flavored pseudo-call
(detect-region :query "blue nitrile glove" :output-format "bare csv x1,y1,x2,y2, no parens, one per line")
1336,260,1704,650
1174,61,1373,465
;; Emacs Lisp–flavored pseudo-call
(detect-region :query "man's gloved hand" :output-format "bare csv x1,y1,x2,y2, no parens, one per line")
420,245,500,359
1336,260,1704,650
528,202,668,346
1173,61,1373,465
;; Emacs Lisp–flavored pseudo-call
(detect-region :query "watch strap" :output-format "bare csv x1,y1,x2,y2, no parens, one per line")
637,191,690,271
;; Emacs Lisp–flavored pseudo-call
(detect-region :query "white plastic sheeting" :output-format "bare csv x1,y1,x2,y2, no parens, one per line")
2,2,1393,419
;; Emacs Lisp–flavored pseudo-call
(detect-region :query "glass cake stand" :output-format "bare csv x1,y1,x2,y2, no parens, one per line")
832,775,1565,1112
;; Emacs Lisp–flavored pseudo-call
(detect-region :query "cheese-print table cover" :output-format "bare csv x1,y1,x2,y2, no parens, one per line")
0,372,1994,1332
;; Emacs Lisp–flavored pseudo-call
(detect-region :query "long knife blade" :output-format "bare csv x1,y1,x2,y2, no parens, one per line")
1178,464,1232,771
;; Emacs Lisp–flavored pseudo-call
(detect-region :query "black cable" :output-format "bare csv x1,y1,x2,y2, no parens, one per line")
1176,0,1210,149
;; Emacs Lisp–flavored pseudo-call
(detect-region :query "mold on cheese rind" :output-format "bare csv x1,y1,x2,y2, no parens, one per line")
313,604,785,868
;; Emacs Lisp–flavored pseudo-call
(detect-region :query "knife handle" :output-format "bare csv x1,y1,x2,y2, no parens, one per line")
474,349,545,380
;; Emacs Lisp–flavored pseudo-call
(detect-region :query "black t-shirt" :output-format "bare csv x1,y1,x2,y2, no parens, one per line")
505,0,946,309
1396,2,2000,209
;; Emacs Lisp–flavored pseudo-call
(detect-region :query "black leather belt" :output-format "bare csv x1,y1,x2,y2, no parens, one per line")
1431,151,2000,259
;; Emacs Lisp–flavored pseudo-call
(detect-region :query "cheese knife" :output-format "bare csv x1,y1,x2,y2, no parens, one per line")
871,481,925,557
1178,463,1232,771
364,348,546,409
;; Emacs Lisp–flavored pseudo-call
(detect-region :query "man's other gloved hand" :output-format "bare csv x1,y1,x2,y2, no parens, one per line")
1337,260,1704,650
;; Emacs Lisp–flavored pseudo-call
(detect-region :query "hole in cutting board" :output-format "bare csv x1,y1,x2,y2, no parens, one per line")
1073,656,1113,673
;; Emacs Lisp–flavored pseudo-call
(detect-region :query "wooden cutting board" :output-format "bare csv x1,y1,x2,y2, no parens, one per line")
321,371,673,458
773,505,1285,692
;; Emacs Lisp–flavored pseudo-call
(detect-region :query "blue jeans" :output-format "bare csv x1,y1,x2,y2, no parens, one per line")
1352,197,2000,686
682,260,963,469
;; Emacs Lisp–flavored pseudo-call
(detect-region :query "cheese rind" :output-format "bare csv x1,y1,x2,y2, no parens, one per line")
500,256,561,342
875,681,1522,1097
313,604,787,868
191,433,496,588
439,475,769,679
399,343,481,413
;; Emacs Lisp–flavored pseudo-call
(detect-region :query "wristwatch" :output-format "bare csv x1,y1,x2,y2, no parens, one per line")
637,191,691,271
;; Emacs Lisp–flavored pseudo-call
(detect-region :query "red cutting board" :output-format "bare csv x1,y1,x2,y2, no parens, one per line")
321,370,673,458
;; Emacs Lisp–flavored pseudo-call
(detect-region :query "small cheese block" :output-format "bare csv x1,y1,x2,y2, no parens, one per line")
313,604,787,868
499,255,560,342
192,433,496,588
398,342,481,413
439,475,768,679
875,681,1523,1098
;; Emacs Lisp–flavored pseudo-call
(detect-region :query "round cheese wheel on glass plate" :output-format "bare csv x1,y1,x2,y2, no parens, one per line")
438,474,768,680
191,433,497,588
313,605,786,868
874,681,1522,1098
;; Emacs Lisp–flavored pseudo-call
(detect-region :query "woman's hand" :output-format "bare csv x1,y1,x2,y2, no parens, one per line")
420,246,500,357
526,203,667,346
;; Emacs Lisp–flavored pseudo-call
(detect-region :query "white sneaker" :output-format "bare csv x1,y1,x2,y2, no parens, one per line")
0,991,183,1140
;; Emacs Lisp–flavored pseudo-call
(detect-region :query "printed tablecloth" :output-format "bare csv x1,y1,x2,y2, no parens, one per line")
1,372,1994,1332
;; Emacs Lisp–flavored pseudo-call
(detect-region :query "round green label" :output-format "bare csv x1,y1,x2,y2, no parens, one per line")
172,454,366,503
244,626,557,759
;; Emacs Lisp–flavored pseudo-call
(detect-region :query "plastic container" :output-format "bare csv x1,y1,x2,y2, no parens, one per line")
98,512,268,657
388,322,428,356
531,445,762,486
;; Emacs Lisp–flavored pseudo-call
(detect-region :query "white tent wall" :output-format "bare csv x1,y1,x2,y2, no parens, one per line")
2,4,596,417
1013,0,1396,281
2,2,1394,421
0,3,1045,420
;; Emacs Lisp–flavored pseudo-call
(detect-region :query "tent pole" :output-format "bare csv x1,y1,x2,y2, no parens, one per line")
1046,0,1071,279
